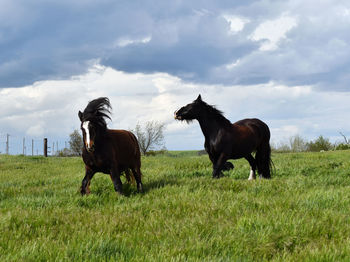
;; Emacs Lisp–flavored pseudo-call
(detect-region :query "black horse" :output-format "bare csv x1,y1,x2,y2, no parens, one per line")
174,95,272,180
78,97,143,195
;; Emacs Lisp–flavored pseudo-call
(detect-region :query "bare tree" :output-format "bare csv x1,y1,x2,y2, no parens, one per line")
69,129,83,156
289,134,307,152
339,132,349,144
132,121,165,155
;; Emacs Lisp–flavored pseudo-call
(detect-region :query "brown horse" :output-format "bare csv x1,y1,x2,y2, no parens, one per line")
174,95,272,180
78,97,143,195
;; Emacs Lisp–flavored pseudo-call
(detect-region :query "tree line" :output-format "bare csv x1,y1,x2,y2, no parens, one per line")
272,133,350,153
59,122,349,156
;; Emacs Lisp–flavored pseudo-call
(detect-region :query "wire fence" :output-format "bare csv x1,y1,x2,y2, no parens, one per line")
0,133,69,156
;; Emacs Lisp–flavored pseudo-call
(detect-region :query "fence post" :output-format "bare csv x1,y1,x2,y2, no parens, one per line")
6,134,9,155
44,138,48,157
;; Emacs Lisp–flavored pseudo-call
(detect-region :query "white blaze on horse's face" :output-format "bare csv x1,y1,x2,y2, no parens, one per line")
82,121,92,150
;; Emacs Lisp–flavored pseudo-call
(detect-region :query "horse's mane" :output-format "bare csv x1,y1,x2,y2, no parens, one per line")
199,100,232,127
81,97,112,129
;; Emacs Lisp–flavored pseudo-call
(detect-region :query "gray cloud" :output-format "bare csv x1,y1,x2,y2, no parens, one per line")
1,0,350,91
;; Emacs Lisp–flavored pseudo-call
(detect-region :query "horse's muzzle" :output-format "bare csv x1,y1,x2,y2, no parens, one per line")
86,145,95,153
174,109,182,120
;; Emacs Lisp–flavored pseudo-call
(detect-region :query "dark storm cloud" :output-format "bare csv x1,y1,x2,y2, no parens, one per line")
1,0,350,91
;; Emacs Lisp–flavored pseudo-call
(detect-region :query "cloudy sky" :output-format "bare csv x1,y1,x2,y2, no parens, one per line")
1,0,350,153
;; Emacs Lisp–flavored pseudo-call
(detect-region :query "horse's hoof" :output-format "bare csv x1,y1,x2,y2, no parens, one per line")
137,184,144,193
80,187,86,195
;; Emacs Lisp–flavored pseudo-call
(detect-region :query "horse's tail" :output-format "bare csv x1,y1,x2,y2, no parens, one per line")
124,169,135,184
256,124,273,179
123,131,142,184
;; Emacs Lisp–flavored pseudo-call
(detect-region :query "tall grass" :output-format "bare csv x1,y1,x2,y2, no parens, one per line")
1,151,350,261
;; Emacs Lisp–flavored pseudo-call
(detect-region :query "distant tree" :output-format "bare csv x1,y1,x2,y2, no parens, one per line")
334,132,350,150
339,132,349,144
335,143,350,150
306,135,332,152
131,121,166,155
289,135,307,152
69,129,83,156
56,148,73,157
271,140,290,153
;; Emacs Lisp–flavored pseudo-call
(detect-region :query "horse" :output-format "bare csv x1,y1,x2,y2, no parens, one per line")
174,95,272,180
78,97,143,195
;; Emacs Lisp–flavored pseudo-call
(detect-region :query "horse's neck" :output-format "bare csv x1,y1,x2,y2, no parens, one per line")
197,115,224,139
94,130,108,148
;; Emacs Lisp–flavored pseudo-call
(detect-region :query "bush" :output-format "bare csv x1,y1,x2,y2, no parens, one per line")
335,143,350,150
306,136,333,152
56,148,75,157
144,150,168,157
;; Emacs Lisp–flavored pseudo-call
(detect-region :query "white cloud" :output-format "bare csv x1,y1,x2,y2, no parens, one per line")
1,64,350,152
271,125,300,143
223,15,249,34
250,15,297,51
114,36,152,47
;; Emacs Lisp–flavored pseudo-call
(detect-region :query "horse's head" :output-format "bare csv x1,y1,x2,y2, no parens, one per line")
78,97,112,153
174,94,203,122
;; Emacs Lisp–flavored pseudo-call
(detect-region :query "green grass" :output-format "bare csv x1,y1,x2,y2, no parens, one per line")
1,151,350,261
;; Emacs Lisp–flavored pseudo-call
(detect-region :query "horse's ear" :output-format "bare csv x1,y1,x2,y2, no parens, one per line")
78,111,83,121
196,94,202,101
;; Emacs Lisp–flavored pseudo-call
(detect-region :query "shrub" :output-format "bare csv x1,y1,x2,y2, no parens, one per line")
306,135,333,152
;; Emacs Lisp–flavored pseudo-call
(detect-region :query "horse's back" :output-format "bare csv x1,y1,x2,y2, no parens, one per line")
230,118,270,152
233,118,270,139
107,129,141,166
108,129,138,144
233,118,267,127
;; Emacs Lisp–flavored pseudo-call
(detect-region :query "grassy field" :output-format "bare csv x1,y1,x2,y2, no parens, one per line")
1,150,350,261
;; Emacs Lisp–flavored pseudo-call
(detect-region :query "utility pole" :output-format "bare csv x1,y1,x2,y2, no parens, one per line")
52,142,55,155
32,139,34,156
23,137,25,155
6,134,9,155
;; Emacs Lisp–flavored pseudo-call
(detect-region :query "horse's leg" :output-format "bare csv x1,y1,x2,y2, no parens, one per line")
110,167,124,195
124,169,132,183
132,168,143,193
80,167,95,195
212,153,227,179
245,154,257,180
208,152,219,178
222,161,234,171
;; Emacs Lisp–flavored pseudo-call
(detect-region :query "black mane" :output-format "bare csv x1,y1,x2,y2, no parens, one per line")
199,100,232,127
81,97,112,129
